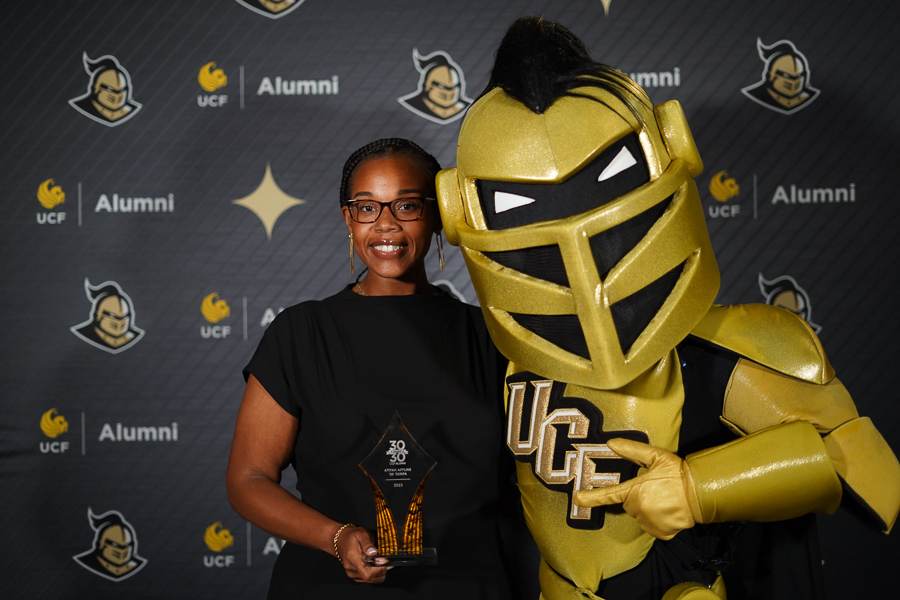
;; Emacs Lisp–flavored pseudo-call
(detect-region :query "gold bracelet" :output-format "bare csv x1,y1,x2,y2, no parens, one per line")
332,523,355,564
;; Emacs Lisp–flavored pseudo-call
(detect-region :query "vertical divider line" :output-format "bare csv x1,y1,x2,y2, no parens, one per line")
753,174,758,220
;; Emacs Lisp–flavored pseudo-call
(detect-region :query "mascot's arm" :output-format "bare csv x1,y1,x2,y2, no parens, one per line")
576,304,900,538
575,421,840,540
698,303,900,534
719,355,900,534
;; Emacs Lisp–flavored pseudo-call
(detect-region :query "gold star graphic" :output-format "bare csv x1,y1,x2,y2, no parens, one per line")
232,164,304,239
600,0,612,15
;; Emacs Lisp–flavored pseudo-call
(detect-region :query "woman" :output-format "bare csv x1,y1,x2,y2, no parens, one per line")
226,139,518,598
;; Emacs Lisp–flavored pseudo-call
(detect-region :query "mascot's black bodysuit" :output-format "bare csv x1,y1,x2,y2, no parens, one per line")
436,17,900,600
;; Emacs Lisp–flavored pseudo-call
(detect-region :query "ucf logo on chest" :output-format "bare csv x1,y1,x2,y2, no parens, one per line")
506,372,648,529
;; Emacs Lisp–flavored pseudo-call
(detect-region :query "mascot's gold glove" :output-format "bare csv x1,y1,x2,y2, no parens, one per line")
574,438,700,540
575,420,842,539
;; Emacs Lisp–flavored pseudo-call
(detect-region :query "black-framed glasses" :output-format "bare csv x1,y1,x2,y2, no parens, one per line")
346,197,435,223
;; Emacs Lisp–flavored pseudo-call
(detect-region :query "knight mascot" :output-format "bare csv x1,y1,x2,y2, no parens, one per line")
436,17,900,600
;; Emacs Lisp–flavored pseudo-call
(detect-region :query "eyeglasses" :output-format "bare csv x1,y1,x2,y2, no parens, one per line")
346,197,435,223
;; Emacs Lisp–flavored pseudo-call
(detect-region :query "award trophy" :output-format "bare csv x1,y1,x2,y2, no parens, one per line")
359,412,437,566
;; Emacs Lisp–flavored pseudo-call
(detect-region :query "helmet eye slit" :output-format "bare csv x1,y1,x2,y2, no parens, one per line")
598,146,638,181
475,132,649,230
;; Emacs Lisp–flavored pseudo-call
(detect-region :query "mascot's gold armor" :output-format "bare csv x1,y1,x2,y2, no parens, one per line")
437,18,900,600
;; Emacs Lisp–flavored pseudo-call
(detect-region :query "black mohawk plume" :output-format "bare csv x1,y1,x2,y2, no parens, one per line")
482,16,648,115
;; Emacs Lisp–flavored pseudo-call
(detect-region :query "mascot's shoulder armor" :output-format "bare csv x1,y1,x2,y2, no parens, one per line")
691,303,834,384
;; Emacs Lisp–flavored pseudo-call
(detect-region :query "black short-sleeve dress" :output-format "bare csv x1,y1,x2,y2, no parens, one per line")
244,286,514,599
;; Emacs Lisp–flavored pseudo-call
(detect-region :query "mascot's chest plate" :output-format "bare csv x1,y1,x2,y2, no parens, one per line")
505,351,684,531
505,352,685,585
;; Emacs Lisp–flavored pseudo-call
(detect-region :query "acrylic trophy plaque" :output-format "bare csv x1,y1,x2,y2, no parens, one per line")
359,412,437,566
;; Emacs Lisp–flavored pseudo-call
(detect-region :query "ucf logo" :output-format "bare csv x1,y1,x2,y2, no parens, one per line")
40,408,68,438
70,279,145,354
397,49,472,125
234,0,304,19
37,179,65,209
741,38,820,114
69,53,142,127
73,508,147,581
506,373,646,529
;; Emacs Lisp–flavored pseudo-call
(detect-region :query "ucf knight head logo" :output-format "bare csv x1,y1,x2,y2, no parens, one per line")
741,38,820,114
73,508,147,581
70,279,145,353
69,53,142,127
234,0,305,19
398,49,472,125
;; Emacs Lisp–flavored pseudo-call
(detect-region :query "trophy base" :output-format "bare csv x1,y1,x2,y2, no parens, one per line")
364,547,437,567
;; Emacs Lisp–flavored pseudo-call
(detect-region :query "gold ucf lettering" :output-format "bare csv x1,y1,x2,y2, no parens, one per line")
507,379,622,521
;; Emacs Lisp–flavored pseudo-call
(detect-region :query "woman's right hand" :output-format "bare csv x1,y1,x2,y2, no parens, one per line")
335,525,389,583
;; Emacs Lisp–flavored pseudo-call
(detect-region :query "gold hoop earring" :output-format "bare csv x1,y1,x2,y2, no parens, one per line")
349,232,355,275
436,232,445,272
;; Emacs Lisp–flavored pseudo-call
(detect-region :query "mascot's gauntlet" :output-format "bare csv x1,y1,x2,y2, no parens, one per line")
685,420,841,525
710,357,900,534
576,375,900,538
576,420,869,540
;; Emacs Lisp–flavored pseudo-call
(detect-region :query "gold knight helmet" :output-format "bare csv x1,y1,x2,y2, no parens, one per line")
438,17,719,390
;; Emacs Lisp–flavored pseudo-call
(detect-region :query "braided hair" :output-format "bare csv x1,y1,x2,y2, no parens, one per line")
339,138,442,206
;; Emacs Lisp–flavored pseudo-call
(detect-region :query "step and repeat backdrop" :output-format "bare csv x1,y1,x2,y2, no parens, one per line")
1,0,898,598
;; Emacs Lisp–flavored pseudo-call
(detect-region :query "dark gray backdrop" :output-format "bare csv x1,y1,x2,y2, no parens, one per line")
1,1,898,597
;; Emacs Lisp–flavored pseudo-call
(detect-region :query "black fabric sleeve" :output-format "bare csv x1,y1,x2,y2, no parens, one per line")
676,335,741,455
243,309,302,418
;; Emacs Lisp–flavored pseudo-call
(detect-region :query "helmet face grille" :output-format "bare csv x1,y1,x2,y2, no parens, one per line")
484,195,673,289
610,261,685,354
508,261,683,363
590,195,672,279
483,194,683,363
485,245,569,287
510,313,589,360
